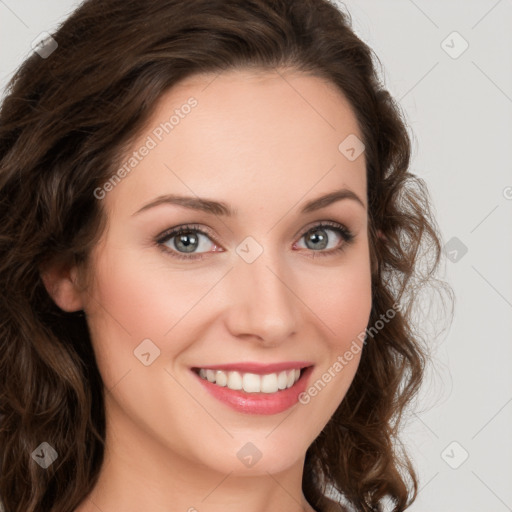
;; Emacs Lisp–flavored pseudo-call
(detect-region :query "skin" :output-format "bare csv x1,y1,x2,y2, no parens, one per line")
42,68,372,512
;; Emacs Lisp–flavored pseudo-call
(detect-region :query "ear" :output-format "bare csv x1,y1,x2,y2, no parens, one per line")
39,259,85,312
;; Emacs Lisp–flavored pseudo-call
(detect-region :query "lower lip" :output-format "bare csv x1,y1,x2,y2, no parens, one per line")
192,366,314,415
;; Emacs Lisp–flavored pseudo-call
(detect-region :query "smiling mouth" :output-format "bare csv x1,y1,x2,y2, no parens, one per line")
191,367,308,394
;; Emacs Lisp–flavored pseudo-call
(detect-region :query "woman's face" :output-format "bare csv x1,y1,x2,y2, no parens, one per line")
79,69,372,477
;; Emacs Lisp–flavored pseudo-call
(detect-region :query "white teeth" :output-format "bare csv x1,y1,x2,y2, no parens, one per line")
196,368,302,393
261,373,278,393
227,371,242,390
277,371,288,390
242,373,260,393
215,370,227,387
286,370,295,388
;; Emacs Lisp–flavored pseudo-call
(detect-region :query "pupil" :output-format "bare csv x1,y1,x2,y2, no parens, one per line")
307,229,327,250
176,232,198,253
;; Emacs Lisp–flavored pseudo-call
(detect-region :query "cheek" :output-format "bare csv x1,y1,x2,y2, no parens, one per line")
296,258,371,431
324,276,371,335
307,250,373,347
83,243,228,384
298,245,372,408
88,243,200,331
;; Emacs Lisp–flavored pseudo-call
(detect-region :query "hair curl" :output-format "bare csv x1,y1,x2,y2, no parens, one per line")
0,1,452,511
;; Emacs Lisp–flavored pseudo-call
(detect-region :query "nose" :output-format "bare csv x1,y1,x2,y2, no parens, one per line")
224,250,299,347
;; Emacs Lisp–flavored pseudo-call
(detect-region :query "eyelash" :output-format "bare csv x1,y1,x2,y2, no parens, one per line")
155,221,355,261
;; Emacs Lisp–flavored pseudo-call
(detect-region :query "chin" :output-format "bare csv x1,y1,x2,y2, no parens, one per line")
176,432,305,477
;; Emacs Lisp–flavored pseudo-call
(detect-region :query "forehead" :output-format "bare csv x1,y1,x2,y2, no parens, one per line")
103,68,367,220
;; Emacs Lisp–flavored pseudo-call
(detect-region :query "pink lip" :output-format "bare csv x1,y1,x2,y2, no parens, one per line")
191,365,314,415
191,361,313,374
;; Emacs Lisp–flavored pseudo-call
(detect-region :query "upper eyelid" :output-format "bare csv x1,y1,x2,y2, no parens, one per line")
156,223,215,243
156,220,351,247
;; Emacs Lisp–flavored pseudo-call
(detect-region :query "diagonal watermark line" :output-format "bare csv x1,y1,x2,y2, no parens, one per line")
163,367,234,438
418,471,439,495
472,471,512,511
274,68,336,130
0,0,29,28
412,412,439,439
200,69,224,92
163,267,234,336
265,265,336,336
265,406,296,438
471,0,504,29
104,368,132,398
472,395,512,439
265,471,303,508
266,164,336,234
472,61,512,104
83,288,133,337
399,62,439,102
200,471,234,502
407,0,439,28
471,265,512,309
469,204,499,233
84,496,107,512
164,163,234,235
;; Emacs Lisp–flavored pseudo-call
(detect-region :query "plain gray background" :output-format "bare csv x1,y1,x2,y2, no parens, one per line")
1,1,511,511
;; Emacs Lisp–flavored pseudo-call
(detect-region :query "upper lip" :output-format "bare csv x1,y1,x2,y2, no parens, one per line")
191,361,313,374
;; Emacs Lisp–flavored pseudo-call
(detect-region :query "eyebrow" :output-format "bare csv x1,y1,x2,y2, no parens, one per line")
131,187,366,217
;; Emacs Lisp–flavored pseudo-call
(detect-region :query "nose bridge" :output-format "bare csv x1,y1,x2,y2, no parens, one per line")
226,241,298,343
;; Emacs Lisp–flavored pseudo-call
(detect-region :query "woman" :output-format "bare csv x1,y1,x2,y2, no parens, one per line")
0,0,451,511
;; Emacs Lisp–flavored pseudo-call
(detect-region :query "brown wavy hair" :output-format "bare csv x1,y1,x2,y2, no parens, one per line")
0,0,453,511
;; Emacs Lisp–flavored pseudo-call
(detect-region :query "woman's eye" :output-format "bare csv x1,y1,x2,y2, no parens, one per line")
157,224,219,261
294,223,354,257
156,222,354,261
